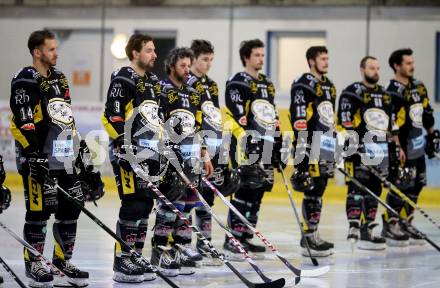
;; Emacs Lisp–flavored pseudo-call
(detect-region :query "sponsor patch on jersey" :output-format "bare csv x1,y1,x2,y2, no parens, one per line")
47,99,74,126
293,119,307,130
364,108,389,131
251,99,276,128
411,135,425,150
110,116,124,123
317,101,334,127
409,103,423,128
20,123,35,130
320,134,336,152
169,109,196,135
52,140,74,157
180,144,201,160
364,142,388,159
138,139,159,151
139,100,161,131
201,101,222,130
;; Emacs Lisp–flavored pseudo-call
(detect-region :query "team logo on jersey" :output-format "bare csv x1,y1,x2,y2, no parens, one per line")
251,99,276,129
364,108,389,131
169,109,196,135
317,101,334,127
139,100,161,131
409,103,423,128
201,101,222,131
47,98,74,126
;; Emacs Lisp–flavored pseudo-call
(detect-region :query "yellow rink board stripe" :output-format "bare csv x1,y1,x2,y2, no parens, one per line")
5,171,440,207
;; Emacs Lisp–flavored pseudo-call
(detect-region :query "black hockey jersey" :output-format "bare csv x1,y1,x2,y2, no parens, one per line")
225,72,277,141
10,66,77,171
386,78,434,160
102,66,162,158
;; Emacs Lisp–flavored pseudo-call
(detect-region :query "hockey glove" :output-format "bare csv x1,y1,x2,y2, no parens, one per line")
81,170,105,202
114,137,137,171
425,129,440,159
272,136,288,171
0,155,5,185
0,185,11,213
290,170,315,193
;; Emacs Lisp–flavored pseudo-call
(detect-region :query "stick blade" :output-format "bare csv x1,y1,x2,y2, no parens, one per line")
254,277,286,288
300,265,330,277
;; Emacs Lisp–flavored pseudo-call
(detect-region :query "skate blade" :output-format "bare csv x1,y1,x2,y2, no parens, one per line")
28,279,53,288
222,251,246,262
385,239,410,247
179,267,196,275
112,272,143,283
301,248,333,258
143,272,157,281
250,252,266,260
201,257,223,266
357,241,386,251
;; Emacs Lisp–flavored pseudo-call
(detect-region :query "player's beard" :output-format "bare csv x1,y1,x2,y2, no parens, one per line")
365,74,379,85
315,64,327,75
41,54,56,67
138,59,154,72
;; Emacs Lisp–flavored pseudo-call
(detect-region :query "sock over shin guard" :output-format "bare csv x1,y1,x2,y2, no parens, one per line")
23,221,47,261
53,220,78,261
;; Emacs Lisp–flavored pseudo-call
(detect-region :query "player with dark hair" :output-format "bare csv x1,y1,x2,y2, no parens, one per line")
185,39,232,266
150,47,214,276
383,48,439,246
337,56,402,250
223,39,282,261
289,46,336,257
102,33,160,283
10,29,102,287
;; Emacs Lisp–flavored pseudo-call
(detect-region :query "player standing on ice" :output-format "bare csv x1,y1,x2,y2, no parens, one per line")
102,33,160,283
337,56,402,250
9,29,103,287
150,47,214,276
289,46,336,257
383,48,439,246
186,39,239,266
223,39,283,261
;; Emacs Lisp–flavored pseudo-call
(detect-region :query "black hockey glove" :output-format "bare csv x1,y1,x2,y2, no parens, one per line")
114,137,136,171
80,170,105,202
163,141,183,166
290,170,314,193
0,155,5,185
28,152,48,183
425,129,440,159
0,185,11,213
76,139,94,172
272,136,287,171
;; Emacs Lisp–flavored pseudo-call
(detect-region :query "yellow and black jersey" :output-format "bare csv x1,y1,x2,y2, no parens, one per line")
337,82,395,136
386,78,434,160
159,78,203,161
10,66,77,171
186,71,222,134
337,82,395,173
289,73,336,135
10,66,46,154
102,66,162,141
225,72,277,140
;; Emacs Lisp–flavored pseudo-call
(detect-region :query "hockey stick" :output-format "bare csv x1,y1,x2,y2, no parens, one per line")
0,255,27,288
0,221,80,288
131,162,287,288
194,174,329,278
363,165,440,231
278,166,319,266
338,168,440,252
45,176,180,288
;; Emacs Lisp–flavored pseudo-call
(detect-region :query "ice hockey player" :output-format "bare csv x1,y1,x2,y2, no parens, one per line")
150,47,214,276
102,33,161,283
289,46,336,257
186,39,238,265
337,56,403,250
9,29,103,287
223,39,283,261
383,48,439,246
